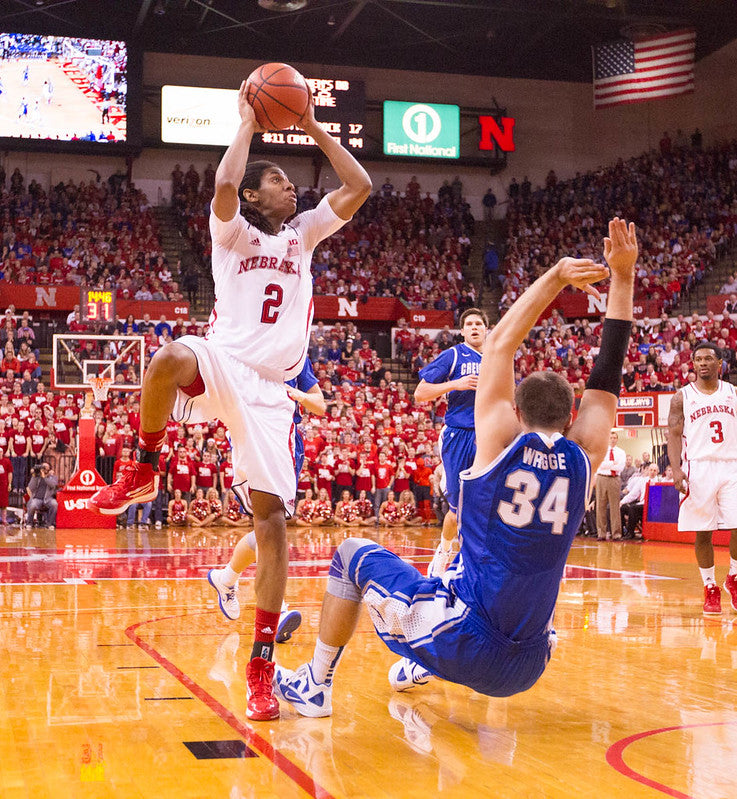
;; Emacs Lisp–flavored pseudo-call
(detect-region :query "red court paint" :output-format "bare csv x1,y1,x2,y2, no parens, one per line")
126,614,336,799
607,721,737,799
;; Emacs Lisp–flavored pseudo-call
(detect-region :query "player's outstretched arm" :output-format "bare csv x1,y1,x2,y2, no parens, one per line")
666,390,687,492
287,383,327,416
473,257,609,469
299,99,372,220
568,218,638,471
212,81,262,223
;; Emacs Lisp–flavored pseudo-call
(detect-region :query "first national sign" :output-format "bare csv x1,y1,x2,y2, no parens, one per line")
383,101,459,159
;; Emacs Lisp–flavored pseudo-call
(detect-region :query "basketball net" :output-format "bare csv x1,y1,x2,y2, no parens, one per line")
82,375,113,417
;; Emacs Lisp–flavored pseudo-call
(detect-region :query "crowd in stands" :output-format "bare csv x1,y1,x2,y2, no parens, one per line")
498,136,737,318
0,304,449,528
172,165,478,321
0,168,184,303
3,133,737,528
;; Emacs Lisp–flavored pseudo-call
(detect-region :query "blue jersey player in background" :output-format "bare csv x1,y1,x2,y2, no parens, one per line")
272,217,638,716
286,357,324,487
415,308,488,576
207,358,326,642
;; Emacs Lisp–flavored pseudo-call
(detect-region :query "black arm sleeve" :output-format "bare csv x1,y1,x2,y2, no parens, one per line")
585,318,632,396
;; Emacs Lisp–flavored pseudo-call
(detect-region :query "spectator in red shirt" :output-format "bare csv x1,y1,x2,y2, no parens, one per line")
353,452,375,504
168,446,196,500
412,456,434,522
195,451,220,493
373,451,395,517
0,449,12,524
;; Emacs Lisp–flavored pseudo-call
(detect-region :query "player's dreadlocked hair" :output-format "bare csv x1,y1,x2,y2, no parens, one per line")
238,160,281,235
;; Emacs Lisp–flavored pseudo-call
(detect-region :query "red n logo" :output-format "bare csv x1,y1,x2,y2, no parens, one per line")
478,116,516,152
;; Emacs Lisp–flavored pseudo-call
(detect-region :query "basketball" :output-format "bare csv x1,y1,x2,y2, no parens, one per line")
245,63,311,131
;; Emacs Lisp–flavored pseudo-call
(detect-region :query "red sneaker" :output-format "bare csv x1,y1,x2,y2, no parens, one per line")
723,574,737,613
88,462,159,515
703,583,722,615
246,657,280,721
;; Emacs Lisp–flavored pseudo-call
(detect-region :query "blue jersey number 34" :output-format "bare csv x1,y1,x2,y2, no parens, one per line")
497,469,570,535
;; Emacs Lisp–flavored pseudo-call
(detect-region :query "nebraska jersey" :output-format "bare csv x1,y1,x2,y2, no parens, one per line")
207,196,347,380
682,380,737,462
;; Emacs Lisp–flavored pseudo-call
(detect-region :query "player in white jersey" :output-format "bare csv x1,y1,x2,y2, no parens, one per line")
667,342,737,615
90,82,371,720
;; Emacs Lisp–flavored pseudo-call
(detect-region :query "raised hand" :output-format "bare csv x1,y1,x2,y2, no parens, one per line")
603,217,638,278
555,257,610,300
237,80,265,131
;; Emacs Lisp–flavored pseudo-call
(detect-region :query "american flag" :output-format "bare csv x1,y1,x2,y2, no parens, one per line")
592,29,696,109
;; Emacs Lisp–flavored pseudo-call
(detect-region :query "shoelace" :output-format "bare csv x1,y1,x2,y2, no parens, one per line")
249,662,275,697
117,462,142,488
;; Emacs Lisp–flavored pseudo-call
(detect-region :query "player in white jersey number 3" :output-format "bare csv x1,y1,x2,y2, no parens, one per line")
89,83,371,720
667,342,737,615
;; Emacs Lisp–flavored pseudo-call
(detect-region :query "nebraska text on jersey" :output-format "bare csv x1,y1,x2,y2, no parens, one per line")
682,381,737,462
207,195,348,380
237,255,299,275
689,403,735,423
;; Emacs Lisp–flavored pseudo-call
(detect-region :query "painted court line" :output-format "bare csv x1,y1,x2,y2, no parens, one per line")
607,721,737,799
126,612,336,799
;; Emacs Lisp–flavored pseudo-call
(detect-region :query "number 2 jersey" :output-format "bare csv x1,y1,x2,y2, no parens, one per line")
680,380,737,462
207,196,347,381
453,431,591,642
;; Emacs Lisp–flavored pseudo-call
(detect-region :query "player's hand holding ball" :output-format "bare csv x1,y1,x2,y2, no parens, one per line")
244,62,311,131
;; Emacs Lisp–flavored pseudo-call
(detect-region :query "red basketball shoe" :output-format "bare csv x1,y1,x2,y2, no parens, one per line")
246,657,280,721
703,583,722,615
723,574,737,613
88,462,159,515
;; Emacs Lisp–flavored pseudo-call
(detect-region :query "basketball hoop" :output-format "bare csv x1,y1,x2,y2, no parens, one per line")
83,376,114,416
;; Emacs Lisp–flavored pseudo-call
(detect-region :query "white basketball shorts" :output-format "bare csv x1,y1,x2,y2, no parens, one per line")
678,458,737,532
171,336,296,517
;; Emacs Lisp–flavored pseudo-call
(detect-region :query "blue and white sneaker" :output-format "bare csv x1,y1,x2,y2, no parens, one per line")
273,663,332,718
207,568,240,620
276,608,302,643
388,657,433,692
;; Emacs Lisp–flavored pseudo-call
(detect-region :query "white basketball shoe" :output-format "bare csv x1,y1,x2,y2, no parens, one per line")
388,657,433,692
273,663,333,718
276,607,302,643
207,568,240,620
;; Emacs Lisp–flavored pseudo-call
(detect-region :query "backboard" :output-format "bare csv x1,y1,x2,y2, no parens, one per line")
51,333,145,391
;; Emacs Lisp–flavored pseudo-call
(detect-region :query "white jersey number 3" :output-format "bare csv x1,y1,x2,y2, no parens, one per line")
497,469,570,535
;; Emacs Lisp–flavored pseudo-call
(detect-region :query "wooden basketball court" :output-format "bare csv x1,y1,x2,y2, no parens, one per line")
1,525,735,799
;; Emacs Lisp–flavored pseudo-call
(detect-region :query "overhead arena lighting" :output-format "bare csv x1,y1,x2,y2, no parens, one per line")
257,0,309,11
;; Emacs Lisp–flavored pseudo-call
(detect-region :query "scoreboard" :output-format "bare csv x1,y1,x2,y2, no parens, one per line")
161,78,365,151
259,78,365,152
80,287,115,323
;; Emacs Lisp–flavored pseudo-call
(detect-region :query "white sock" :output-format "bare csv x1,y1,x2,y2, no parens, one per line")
729,558,737,576
221,564,239,587
699,566,716,585
280,600,288,613
311,638,344,686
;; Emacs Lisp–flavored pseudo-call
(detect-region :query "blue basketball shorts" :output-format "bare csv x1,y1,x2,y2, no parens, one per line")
438,426,477,513
347,543,554,698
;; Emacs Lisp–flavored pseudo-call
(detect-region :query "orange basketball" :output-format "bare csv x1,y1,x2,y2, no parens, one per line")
245,63,311,131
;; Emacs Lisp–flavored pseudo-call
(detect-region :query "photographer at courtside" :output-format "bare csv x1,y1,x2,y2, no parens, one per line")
25,462,58,528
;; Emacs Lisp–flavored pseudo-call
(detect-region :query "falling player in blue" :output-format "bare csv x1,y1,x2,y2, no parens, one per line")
207,358,325,641
415,307,488,576
272,217,638,716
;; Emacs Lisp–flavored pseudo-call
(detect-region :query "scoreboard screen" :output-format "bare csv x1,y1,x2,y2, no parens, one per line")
80,287,115,323
258,78,365,152
161,78,365,151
